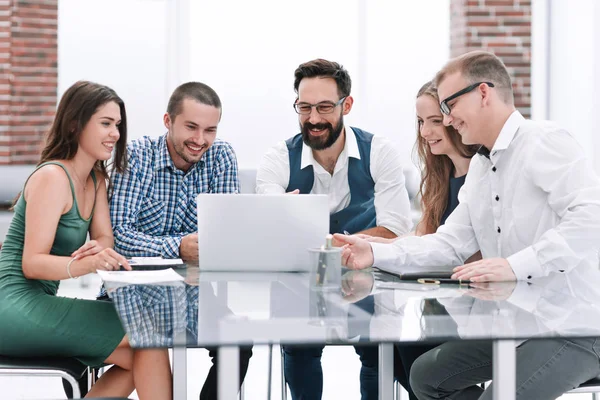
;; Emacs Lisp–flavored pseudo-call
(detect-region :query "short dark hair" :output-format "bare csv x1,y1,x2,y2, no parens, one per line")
167,82,222,120
434,50,514,105
294,59,351,98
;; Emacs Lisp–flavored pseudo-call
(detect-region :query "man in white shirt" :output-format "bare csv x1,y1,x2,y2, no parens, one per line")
257,58,412,400
334,51,600,399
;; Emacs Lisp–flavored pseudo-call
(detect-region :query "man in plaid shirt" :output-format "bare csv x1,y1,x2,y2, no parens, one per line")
107,82,252,399
110,81,239,260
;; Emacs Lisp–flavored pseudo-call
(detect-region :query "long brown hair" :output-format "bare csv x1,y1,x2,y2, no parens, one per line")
414,81,477,235
40,80,127,176
12,81,127,207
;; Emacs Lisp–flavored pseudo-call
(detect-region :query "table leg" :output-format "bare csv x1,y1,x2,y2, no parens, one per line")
172,347,187,400
493,339,516,400
378,343,394,400
218,345,240,400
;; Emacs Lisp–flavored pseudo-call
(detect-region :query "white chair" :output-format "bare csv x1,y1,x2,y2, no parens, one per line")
567,377,600,399
238,168,257,194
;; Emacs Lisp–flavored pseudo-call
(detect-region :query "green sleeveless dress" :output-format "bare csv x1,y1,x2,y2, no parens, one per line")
0,162,125,367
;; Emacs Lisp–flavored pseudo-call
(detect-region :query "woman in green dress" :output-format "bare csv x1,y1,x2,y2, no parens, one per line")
0,81,172,399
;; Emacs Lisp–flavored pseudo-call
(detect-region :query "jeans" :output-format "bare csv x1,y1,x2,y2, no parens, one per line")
283,296,379,400
394,343,440,400
282,344,378,400
410,338,600,400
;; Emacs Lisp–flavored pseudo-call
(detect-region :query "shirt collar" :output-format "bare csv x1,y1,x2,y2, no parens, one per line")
477,110,525,158
476,145,491,159
300,126,360,169
154,133,177,171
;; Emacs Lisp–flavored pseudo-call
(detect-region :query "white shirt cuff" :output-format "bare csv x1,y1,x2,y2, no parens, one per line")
371,242,399,270
507,246,544,281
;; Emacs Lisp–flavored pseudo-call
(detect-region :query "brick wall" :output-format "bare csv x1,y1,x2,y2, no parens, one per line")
0,0,57,165
450,0,531,117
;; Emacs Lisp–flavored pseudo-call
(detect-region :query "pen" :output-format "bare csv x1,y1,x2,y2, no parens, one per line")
417,278,470,285
316,234,332,285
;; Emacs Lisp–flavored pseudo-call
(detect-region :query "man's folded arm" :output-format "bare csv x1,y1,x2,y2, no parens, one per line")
371,138,413,237
507,130,600,279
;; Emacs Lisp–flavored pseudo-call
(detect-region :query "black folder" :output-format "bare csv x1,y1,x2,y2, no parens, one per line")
373,268,453,282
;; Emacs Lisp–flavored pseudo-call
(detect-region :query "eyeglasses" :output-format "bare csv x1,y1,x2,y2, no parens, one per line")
439,82,495,115
293,97,346,115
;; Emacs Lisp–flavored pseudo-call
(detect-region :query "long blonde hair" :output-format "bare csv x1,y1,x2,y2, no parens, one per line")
414,81,478,234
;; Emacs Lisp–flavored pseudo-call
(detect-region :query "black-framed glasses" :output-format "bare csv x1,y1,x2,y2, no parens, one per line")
439,82,495,115
293,97,347,115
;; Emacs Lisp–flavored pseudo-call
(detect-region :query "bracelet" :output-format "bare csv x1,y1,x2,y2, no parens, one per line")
66,257,79,280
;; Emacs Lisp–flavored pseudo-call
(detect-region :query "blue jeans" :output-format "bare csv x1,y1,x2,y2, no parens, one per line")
283,296,378,400
282,344,378,400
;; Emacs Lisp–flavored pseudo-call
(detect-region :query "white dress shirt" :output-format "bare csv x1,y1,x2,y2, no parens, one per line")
256,126,412,236
372,111,600,280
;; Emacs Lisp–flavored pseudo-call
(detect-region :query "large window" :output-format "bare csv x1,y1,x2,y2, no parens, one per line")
189,0,450,168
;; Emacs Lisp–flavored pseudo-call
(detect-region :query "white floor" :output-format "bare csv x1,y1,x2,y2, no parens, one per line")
0,275,595,400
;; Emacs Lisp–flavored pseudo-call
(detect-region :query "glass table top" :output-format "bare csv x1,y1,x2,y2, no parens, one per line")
104,263,600,348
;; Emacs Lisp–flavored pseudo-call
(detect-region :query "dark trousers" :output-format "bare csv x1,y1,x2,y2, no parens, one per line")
393,343,440,400
201,346,253,400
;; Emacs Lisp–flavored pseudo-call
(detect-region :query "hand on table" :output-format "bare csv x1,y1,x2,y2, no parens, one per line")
180,233,198,261
71,240,104,259
452,258,516,282
84,248,131,272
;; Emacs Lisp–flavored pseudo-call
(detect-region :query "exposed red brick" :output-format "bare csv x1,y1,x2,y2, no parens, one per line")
484,0,518,6
0,0,57,165
450,0,531,118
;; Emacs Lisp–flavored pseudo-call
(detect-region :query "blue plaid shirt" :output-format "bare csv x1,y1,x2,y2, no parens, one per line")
110,133,239,259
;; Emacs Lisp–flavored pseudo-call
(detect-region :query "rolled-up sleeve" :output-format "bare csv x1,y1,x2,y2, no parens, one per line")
370,137,413,236
256,141,289,194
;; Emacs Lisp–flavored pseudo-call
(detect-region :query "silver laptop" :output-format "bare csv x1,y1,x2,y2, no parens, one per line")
197,194,329,271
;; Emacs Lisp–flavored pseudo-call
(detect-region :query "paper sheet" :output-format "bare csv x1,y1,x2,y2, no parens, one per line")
97,268,184,284
128,257,184,266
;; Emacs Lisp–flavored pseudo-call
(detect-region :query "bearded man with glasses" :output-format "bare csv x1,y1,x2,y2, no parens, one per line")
256,58,412,400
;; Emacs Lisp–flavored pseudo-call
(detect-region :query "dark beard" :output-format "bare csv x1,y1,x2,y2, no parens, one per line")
300,117,344,150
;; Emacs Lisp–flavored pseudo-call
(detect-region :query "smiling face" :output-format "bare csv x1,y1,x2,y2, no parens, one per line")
164,98,220,171
416,94,458,157
297,77,352,150
78,101,121,161
437,72,485,146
